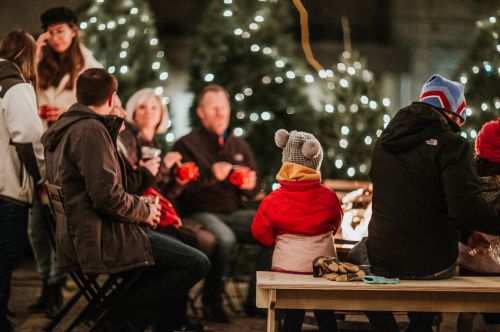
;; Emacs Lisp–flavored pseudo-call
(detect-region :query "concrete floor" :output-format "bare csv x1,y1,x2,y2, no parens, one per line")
8,259,493,331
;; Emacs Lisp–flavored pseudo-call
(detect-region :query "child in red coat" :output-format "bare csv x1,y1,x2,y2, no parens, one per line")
252,129,343,332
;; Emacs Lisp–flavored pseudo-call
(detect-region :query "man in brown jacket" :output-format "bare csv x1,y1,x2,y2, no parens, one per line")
42,68,210,331
174,84,270,322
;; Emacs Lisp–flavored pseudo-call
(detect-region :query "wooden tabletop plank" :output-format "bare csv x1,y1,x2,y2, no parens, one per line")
257,271,500,293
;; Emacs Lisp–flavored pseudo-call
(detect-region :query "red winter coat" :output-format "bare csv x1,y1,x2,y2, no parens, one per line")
252,177,342,273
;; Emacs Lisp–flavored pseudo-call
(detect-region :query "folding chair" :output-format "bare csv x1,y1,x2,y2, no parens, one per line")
44,183,143,332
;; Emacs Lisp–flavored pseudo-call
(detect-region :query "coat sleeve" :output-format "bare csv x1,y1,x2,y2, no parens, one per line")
438,136,500,235
72,123,150,223
251,199,276,246
4,83,45,182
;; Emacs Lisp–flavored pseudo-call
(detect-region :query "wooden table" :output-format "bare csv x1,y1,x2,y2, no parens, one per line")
256,271,500,332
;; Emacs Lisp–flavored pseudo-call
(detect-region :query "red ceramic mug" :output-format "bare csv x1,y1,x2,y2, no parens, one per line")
174,162,200,182
229,166,251,186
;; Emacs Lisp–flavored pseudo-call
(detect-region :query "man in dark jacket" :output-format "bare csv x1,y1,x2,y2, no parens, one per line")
349,74,500,332
42,68,210,331
174,84,269,322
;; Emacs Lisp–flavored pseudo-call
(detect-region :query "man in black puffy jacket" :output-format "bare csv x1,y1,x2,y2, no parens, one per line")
349,74,500,332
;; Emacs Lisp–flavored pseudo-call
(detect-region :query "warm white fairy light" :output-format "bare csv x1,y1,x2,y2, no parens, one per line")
107,21,116,29
127,29,136,38
383,98,391,107
472,66,480,74
255,15,264,22
141,15,149,22
337,63,346,71
156,51,164,58
249,23,258,30
339,139,348,148
347,67,356,75
305,74,314,83
495,101,500,109
275,76,284,84
325,104,334,113
369,101,378,110
98,23,105,31
108,66,115,74
335,160,343,169
318,70,327,79
243,88,253,96
204,73,215,82
360,164,367,173
461,132,468,139
347,167,355,177
152,61,160,70
155,87,163,95
261,112,271,121
275,60,285,68
119,51,127,58
338,104,346,113
364,136,372,145
233,127,244,136
234,28,243,35
383,114,391,123
160,72,168,80
481,103,489,111
235,93,244,101
249,113,259,121
121,41,129,49
263,47,272,54
350,104,359,113
150,38,158,46
118,18,126,25
130,7,138,15
376,129,383,137
224,0,232,3
223,10,233,17
460,76,468,84
339,79,349,88
236,111,245,119
341,126,350,135
90,17,97,23
490,16,497,23
466,108,473,116
80,22,88,29
262,76,272,84
120,65,128,74
242,32,251,38
286,71,296,79
250,44,260,52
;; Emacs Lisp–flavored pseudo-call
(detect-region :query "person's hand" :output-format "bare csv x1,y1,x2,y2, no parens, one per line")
212,162,232,181
239,170,257,191
36,32,50,62
163,152,182,170
45,106,63,122
140,157,161,176
467,231,492,255
173,218,183,229
175,176,191,186
144,202,161,229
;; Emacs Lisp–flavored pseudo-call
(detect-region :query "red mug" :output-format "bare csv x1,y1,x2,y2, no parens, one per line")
229,166,251,186
39,105,51,120
174,162,200,182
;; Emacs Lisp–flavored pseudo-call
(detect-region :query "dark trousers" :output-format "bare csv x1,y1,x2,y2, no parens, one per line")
0,200,28,329
111,229,210,331
348,238,455,332
283,309,337,332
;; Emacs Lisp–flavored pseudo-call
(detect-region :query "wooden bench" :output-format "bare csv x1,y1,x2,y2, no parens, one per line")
256,271,500,332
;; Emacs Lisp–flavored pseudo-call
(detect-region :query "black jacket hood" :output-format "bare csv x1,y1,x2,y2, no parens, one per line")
42,103,123,152
380,102,461,153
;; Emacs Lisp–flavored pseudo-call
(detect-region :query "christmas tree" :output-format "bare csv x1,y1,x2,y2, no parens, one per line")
316,18,390,180
189,0,316,185
81,0,170,103
454,10,500,140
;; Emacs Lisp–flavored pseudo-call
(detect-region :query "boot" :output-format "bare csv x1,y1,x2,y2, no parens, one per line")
45,283,63,318
29,279,49,312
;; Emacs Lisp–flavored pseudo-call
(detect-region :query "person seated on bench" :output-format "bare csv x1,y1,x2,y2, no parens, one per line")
457,118,500,332
41,68,210,331
348,75,500,332
252,129,343,332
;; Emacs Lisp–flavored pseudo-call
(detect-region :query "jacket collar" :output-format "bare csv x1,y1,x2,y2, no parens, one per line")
276,162,321,182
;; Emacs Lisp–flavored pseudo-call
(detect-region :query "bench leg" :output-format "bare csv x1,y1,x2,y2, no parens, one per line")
267,289,276,332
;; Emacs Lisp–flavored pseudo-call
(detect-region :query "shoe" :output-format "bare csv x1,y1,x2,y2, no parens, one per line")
29,279,49,312
45,283,63,318
203,305,231,323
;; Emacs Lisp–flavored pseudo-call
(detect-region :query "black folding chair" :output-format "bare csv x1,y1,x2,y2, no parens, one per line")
44,183,143,332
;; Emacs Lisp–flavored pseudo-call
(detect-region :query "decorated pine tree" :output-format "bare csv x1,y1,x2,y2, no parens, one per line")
189,0,316,184
81,0,170,102
317,18,391,180
454,10,500,141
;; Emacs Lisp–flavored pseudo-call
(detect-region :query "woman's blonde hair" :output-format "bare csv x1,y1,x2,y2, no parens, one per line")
0,30,37,84
125,88,169,133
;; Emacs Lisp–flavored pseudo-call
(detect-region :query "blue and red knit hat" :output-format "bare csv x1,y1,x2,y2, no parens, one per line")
419,74,467,122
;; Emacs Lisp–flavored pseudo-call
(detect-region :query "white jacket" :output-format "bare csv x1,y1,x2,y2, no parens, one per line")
0,59,45,205
37,45,102,121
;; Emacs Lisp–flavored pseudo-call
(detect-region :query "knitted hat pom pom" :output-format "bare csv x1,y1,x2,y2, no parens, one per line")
302,140,321,159
275,129,289,149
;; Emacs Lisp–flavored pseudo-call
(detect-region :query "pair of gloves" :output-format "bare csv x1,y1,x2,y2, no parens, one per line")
312,256,366,282
312,256,400,284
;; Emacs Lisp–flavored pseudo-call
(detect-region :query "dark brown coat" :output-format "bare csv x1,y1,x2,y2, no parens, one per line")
42,104,154,274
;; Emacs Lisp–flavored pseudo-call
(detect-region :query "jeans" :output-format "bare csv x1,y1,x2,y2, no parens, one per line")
347,237,455,332
28,195,63,285
112,229,210,331
0,199,28,328
187,209,272,308
283,309,337,332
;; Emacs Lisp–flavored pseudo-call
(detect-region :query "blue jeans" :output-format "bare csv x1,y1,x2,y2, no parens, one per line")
112,229,210,330
187,209,272,308
348,237,456,332
28,195,63,285
0,199,28,328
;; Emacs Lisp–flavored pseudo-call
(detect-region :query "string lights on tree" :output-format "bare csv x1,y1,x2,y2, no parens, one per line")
454,10,500,140
82,0,170,116
190,0,315,183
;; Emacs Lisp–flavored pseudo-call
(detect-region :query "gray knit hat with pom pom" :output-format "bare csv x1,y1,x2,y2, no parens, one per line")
275,129,323,171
